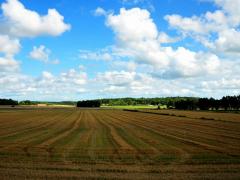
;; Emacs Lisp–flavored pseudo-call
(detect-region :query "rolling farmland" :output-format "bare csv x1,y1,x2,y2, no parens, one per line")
0,108,240,179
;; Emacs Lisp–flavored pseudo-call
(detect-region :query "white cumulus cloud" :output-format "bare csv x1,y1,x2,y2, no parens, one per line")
94,7,107,16
29,45,59,64
0,35,20,57
1,0,71,37
29,45,49,63
0,56,19,73
165,0,240,57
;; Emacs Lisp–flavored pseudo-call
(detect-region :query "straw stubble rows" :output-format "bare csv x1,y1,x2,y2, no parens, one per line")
0,108,239,179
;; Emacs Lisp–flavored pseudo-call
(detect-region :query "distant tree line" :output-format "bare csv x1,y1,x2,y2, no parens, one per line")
1,95,240,110
0,99,77,106
77,100,101,107
57,101,76,106
19,100,37,105
100,97,197,107
175,95,240,110
18,100,76,106
80,95,240,110
0,99,18,105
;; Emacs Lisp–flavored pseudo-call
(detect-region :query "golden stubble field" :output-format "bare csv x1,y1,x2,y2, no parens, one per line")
0,108,240,179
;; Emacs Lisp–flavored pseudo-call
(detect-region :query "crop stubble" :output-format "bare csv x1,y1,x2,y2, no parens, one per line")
0,108,239,179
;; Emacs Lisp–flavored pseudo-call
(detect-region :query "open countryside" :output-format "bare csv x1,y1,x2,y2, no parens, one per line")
0,108,239,179
1,0,240,179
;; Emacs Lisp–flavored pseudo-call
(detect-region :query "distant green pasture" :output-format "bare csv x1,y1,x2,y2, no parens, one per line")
101,105,159,109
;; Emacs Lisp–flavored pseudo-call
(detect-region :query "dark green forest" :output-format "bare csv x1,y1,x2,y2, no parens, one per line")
0,99,18,106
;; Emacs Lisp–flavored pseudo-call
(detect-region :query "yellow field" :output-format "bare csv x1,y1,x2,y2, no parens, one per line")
0,108,239,179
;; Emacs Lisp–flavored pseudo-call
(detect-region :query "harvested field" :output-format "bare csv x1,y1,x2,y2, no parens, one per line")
138,109,240,122
0,108,239,179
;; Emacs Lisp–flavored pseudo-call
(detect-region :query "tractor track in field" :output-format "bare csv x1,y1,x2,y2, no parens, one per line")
115,111,239,157
34,111,82,158
0,113,56,137
128,110,240,134
0,112,74,152
120,111,240,151
118,111,240,148
65,112,95,154
90,111,141,162
91,111,135,150
83,111,103,161
100,112,168,162
98,111,160,154
105,111,199,163
142,113,240,152
0,111,75,156
136,109,240,123
0,108,240,179
0,113,63,140
47,111,94,162
125,110,240,136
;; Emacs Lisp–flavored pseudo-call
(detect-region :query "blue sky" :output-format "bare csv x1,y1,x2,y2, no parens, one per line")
0,0,240,101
